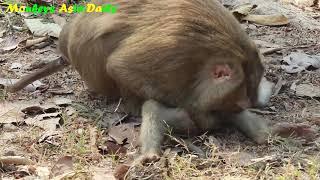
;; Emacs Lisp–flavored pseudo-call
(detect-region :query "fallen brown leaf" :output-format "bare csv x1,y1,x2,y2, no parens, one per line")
273,122,318,141
90,167,116,180
0,156,34,166
21,104,59,116
114,164,130,180
25,36,49,48
232,3,257,20
243,14,289,26
24,19,61,38
0,100,40,124
295,83,320,98
51,14,67,28
99,141,127,156
50,156,74,179
24,112,62,131
108,123,140,147
53,97,73,107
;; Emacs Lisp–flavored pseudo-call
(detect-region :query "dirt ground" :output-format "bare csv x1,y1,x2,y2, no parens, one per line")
1,0,320,179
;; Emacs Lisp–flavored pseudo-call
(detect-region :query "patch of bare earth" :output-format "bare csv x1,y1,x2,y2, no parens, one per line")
1,0,320,179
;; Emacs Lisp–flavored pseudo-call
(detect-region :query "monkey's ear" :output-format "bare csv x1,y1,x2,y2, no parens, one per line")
211,64,232,80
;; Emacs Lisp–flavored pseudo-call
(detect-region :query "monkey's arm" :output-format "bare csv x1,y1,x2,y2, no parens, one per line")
230,110,318,144
7,57,69,92
228,110,270,144
138,99,197,164
227,77,274,144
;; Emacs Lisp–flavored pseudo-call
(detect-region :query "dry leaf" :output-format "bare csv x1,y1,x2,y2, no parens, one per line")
65,106,76,116
25,36,49,48
232,3,257,20
19,12,32,17
282,0,317,7
24,19,61,38
38,131,61,146
281,52,320,73
24,112,62,131
295,83,320,98
0,100,40,124
90,167,116,180
108,123,139,147
53,97,73,106
35,166,51,179
114,164,130,180
1,37,19,51
250,155,276,163
10,62,22,69
0,29,5,37
273,77,286,96
261,47,283,55
243,14,289,26
51,14,67,28
50,156,74,179
21,104,59,116
273,122,318,141
47,88,73,95
304,106,320,126
253,39,282,54
99,141,127,156
0,156,34,165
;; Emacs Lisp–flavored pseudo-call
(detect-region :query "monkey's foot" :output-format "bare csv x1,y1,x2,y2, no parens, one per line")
134,152,160,166
252,133,269,145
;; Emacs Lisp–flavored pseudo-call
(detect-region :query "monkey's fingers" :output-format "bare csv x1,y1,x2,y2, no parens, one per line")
134,152,161,166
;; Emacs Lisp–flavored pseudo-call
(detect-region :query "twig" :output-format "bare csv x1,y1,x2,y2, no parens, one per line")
248,108,276,115
262,47,283,55
273,76,286,96
114,98,122,112
0,156,34,165
262,43,320,55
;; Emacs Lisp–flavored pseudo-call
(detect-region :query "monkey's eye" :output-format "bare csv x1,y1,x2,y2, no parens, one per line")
211,64,232,80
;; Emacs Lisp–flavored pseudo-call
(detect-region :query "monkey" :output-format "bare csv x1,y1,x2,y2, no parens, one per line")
7,0,279,163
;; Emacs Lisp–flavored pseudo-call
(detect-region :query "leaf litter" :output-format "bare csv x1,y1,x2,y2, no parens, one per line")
231,3,289,26
281,52,320,73
24,19,62,38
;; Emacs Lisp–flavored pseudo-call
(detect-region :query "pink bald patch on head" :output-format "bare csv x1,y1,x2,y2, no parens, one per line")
211,64,232,79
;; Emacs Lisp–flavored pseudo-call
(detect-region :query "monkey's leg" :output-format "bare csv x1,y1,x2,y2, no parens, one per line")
7,57,69,92
228,110,270,144
138,99,196,164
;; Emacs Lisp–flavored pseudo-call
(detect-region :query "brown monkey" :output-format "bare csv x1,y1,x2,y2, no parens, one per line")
7,0,275,163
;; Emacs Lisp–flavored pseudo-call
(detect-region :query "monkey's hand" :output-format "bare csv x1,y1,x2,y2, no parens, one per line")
134,152,161,165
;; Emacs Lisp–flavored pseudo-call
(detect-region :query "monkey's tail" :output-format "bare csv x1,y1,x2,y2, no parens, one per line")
7,56,70,92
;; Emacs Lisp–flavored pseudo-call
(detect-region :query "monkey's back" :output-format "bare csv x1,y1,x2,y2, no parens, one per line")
61,0,260,105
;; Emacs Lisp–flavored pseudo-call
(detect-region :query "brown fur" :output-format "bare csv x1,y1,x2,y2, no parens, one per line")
61,0,264,112
8,0,271,163
62,0,269,163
